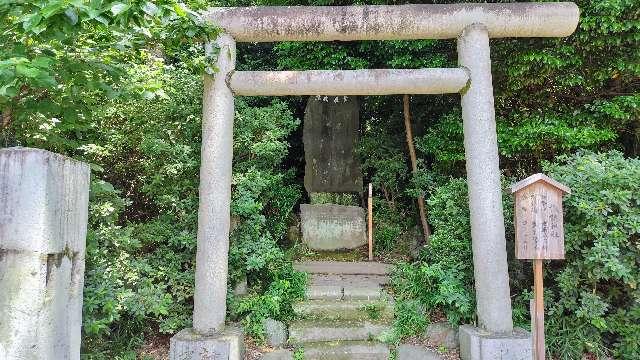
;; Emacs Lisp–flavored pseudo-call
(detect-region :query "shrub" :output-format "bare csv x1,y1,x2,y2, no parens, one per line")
77,65,305,356
391,151,640,358
543,151,640,359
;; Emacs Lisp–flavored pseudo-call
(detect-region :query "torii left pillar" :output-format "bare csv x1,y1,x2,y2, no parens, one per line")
169,33,244,360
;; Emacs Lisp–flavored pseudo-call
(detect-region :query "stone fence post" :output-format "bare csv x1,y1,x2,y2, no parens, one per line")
0,147,90,360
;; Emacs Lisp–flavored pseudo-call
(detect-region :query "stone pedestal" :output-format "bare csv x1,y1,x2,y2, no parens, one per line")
0,147,90,360
169,327,244,360
300,204,367,250
459,325,532,360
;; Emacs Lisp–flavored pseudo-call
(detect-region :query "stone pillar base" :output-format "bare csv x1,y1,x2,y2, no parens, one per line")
459,325,531,360
169,327,244,360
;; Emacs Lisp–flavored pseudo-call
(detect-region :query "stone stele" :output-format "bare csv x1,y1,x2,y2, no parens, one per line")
300,204,367,250
303,95,363,193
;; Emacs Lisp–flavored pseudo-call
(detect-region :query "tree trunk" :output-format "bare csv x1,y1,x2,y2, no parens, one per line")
403,95,431,244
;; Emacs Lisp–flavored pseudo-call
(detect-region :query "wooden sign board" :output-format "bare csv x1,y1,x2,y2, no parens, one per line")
511,173,571,260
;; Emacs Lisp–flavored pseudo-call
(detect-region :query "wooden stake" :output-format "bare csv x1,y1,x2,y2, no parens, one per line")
403,95,431,243
533,259,545,360
368,183,373,261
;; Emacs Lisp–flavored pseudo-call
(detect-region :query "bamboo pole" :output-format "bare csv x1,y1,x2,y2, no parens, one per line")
403,95,431,243
533,259,545,360
368,183,373,261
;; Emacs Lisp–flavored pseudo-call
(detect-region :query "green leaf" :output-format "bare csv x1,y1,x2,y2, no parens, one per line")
65,8,79,25
110,2,129,16
32,56,54,68
21,13,42,31
142,2,159,16
15,64,40,78
172,3,187,17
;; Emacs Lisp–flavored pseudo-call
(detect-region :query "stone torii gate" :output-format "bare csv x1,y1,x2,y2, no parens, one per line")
170,3,579,359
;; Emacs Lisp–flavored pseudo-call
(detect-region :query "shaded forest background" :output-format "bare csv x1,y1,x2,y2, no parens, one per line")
1,0,638,359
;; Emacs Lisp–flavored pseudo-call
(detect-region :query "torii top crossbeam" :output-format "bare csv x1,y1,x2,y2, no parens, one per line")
203,3,580,42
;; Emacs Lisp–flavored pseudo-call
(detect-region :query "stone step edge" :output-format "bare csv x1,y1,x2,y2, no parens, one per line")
294,261,392,275
306,284,390,301
296,340,391,356
293,299,395,320
288,319,393,344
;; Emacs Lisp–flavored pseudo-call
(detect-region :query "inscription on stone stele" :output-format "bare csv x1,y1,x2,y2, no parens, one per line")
303,96,363,193
511,174,571,260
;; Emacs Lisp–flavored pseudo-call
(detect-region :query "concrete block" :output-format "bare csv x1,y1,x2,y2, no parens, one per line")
261,349,293,360
459,325,532,360
343,286,383,300
300,204,367,250
398,344,443,360
303,341,389,360
0,147,89,360
169,327,244,360
263,318,287,347
293,299,394,321
425,322,459,350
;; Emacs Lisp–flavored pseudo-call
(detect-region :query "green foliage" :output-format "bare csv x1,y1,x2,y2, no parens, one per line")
393,151,640,357
1,0,217,150
387,300,429,344
392,177,518,327
372,199,411,253
6,61,304,356
543,151,640,359
229,269,306,340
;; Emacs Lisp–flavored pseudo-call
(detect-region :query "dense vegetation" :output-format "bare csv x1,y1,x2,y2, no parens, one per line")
1,0,638,359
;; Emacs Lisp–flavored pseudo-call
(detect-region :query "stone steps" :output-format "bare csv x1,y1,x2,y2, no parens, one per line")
288,319,392,344
294,261,392,275
261,261,454,359
306,284,388,301
289,261,393,357
301,341,390,360
294,299,394,321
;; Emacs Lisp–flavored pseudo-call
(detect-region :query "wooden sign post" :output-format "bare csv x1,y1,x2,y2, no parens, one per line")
511,174,571,360
368,183,373,261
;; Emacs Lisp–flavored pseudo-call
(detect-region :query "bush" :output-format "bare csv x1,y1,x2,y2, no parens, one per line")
391,151,640,358
75,64,305,356
543,151,640,359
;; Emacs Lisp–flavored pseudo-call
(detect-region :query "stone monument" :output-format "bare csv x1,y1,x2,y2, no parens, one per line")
303,95,363,193
301,96,367,251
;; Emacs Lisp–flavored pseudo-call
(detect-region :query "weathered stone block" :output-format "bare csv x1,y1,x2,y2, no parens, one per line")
0,147,90,360
261,349,293,360
169,327,244,360
459,325,532,360
303,95,362,193
425,322,459,350
397,344,443,360
263,318,287,348
300,204,367,250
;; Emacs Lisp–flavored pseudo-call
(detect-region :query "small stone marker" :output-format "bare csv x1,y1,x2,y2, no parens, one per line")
511,173,570,360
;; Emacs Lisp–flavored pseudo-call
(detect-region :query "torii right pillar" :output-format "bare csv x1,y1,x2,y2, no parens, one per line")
457,24,532,360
